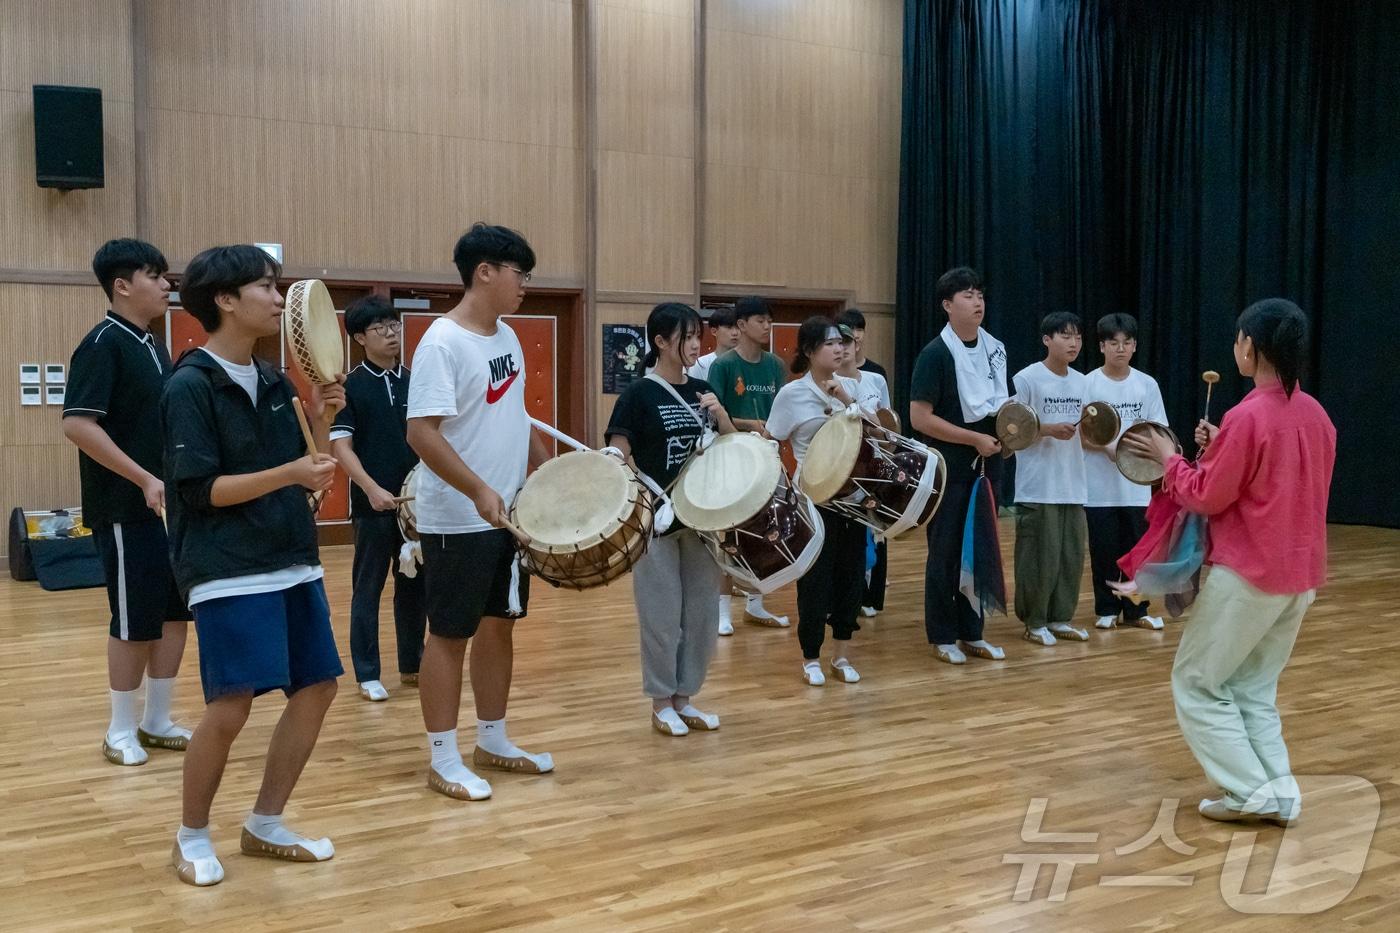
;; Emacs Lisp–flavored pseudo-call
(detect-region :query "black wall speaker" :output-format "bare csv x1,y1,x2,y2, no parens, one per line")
33,85,104,190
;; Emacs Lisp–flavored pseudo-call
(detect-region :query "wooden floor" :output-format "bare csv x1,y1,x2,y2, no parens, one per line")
1,522,1397,932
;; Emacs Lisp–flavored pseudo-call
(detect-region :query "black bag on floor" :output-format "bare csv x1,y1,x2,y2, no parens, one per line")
28,535,105,591
8,507,36,581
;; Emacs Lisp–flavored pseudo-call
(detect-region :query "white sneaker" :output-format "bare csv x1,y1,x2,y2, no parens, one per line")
358,680,389,702
1095,614,1119,629
802,661,826,686
718,618,734,636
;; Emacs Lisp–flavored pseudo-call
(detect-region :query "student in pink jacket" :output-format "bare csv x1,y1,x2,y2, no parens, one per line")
1121,298,1335,827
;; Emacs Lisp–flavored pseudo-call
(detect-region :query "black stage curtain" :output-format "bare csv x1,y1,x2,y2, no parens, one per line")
896,0,1400,527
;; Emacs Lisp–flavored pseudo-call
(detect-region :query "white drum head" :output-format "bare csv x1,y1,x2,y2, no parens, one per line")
285,279,345,384
671,433,783,533
798,414,863,504
514,450,635,548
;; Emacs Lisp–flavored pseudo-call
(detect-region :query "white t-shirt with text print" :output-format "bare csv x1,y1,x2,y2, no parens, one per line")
407,316,531,534
1012,362,1087,505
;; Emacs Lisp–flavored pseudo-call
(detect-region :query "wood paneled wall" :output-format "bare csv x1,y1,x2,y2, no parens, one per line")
139,0,585,280
0,0,901,551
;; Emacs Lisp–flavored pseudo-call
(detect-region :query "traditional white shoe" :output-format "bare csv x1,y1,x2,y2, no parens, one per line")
239,827,334,862
472,745,555,774
651,708,689,736
934,644,967,664
138,724,192,751
427,765,492,800
102,732,148,766
1049,623,1089,641
802,661,826,686
1095,614,1119,629
1023,626,1057,646
829,658,861,683
860,606,879,617
677,705,720,731
718,618,734,636
744,609,790,628
960,640,1005,660
358,680,389,702
1124,614,1165,630
1198,797,1293,826
172,841,224,886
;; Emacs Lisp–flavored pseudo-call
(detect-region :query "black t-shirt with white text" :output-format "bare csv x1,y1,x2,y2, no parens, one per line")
605,376,712,528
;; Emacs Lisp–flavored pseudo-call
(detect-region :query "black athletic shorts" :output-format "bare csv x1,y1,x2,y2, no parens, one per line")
90,518,191,640
421,529,528,639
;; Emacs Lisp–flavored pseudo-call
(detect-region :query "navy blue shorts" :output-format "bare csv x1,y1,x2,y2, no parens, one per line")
191,579,343,704
91,519,191,641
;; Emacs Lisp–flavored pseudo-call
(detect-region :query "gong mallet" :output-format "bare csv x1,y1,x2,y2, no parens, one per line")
1202,370,1220,423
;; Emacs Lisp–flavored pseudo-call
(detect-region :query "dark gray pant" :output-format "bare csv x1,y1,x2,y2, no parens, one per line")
350,513,426,683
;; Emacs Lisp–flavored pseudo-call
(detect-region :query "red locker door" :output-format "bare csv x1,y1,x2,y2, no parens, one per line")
165,310,208,357
402,313,558,454
770,322,802,476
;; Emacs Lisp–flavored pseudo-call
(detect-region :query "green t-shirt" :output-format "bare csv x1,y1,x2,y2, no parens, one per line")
708,349,786,422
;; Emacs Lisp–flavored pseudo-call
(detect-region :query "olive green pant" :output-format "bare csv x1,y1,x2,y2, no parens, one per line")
1014,503,1087,627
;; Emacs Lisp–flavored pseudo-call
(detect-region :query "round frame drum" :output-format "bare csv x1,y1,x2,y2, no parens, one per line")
996,401,1040,452
285,279,345,385
1115,421,1179,485
671,433,824,595
511,450,654,590
1079,401,1122,447
397,465,420,543
798,413,947,540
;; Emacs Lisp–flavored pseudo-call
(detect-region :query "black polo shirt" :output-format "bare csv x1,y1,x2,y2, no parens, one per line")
331,361,417,517
63,312,173,525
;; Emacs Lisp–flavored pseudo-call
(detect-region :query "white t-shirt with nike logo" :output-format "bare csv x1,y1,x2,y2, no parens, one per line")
407,316,530,534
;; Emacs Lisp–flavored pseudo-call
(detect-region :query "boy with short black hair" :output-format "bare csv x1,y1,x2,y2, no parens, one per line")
688,305,739,383
162,244,345,886
407,223,554,803
63,237,192,767
1012,312,1090,646
706,295,789,629
1083,313,1167,630
909,267,1010,665
330,295,426,701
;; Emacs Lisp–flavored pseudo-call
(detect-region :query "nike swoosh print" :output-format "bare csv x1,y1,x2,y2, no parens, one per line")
486,369,520,404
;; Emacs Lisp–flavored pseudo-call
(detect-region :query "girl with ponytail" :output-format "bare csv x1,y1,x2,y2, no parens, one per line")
1120,298,1336,827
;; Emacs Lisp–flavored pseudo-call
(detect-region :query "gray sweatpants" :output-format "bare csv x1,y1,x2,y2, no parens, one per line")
633,528,723,699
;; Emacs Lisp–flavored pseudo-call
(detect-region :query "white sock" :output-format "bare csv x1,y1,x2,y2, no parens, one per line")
428,728,491,794
477,718,553,771
108,687,140,740
746,593,788,623
176,825,224,885
718,595,732,625
141,676,177,734
244,813,334,860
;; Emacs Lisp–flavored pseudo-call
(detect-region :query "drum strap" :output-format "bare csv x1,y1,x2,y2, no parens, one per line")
644,372,712,431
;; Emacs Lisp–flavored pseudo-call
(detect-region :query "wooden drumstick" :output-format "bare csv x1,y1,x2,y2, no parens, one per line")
1202,370,1220,423
291,397,320,456
391,495,416,505
499,517,532,546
